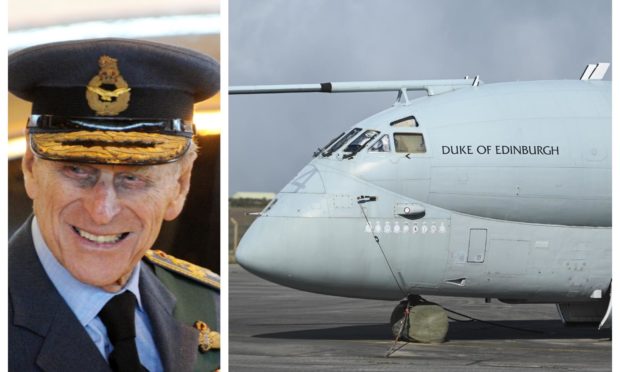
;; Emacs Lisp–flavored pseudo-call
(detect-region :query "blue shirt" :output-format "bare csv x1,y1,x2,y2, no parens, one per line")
32,217,164,372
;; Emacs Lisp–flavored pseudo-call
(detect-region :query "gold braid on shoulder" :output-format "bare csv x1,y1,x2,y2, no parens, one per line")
144,250,220,290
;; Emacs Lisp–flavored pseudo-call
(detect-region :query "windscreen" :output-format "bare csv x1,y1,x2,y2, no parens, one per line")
369,134,391,152
322,128,362,157
314,131,345,157
343,130,380,158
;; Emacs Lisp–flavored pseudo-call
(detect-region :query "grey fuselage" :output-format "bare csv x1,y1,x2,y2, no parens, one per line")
236,80,611,304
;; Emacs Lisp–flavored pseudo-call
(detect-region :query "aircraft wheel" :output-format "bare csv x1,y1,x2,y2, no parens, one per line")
390,297,449,343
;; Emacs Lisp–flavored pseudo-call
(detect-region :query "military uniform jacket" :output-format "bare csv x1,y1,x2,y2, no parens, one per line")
9,218,220,372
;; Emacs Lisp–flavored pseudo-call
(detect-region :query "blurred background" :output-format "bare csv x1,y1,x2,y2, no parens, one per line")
8,0,222,273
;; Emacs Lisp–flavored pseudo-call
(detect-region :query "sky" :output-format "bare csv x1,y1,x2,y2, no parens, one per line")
229,0,611,194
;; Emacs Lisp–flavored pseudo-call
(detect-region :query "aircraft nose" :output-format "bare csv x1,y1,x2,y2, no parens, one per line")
235,209,405,300
234,162,406,299
235,216,288,284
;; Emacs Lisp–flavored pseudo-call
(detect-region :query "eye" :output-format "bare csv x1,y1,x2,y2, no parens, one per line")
62,164,96,179
116,172,148,189
69,165,83,174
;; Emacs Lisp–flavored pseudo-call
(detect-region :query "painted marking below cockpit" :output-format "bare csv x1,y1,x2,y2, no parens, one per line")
365,220,448,234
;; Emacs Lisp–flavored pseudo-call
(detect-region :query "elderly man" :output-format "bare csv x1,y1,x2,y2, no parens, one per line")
9,39,220,372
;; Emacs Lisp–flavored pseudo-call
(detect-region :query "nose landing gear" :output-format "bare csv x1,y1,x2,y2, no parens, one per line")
390,294,449,344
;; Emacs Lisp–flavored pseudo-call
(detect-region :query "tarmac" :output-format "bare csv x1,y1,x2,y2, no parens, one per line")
230,264,611,372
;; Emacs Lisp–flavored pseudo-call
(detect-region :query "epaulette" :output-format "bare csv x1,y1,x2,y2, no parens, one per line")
144,250,220,290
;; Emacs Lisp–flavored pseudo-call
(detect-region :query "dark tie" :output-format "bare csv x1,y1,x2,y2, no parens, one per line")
98,291,147,372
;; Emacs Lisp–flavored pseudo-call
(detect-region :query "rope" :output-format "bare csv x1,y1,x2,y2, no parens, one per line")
357,201,405,294
356,197,544,355
443,307,544,334
385,303,410,357
385,298,544,357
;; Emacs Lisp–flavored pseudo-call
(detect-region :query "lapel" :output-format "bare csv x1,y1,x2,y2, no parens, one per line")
9,217,111,372
140,263,199,371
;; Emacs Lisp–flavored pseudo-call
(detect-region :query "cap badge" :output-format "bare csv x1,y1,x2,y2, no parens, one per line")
86,55,131,116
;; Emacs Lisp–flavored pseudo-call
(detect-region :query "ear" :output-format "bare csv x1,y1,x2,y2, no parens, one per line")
163,151,197,221
22,146,39,200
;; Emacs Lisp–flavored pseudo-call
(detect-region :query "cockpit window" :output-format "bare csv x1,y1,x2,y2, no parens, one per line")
394,133,426,153
390,116,418,128
343,130,380,159
322,128,362,157
369,134,391,152
314,131,345,157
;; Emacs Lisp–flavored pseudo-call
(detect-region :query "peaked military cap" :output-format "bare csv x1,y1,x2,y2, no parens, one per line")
9,38,219,165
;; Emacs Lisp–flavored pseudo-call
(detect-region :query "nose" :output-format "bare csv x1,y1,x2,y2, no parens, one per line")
84,181,121,224
235,206,404,299
234,163,406,300
235,217,274,277
235,214,320,291
236,164,326,283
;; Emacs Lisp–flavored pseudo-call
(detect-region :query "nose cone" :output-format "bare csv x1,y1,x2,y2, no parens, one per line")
236,163,327,281
235,210,404,300
234,217,269,275
235,216,294,286
236,214,335,295
234,162,406,300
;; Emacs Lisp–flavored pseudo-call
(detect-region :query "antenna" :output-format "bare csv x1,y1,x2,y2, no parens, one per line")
230,78,481,97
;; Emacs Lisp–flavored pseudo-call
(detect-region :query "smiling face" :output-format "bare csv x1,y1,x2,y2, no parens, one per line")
22,148,196,292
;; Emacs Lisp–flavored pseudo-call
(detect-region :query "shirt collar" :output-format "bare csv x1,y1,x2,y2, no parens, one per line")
31,216,144,327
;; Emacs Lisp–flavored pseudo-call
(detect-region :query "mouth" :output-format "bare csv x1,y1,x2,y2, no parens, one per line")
72,226,130,244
